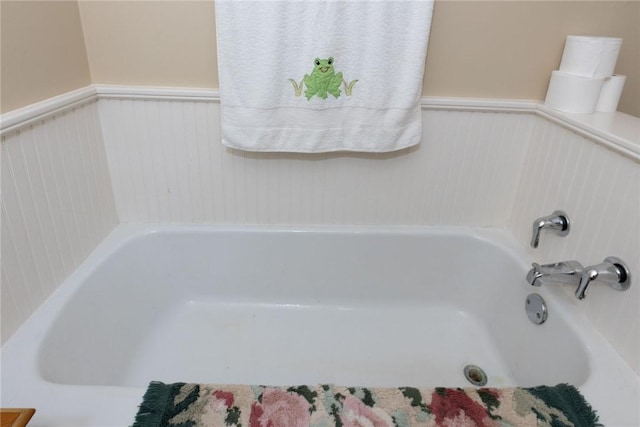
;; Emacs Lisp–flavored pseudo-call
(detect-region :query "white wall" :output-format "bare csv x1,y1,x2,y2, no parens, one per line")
1,100,118,342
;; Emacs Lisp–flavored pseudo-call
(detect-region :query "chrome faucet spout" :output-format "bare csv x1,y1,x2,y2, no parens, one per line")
526,260,583,287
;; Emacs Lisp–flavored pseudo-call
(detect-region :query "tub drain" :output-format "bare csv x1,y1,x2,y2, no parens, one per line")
463,365,488,386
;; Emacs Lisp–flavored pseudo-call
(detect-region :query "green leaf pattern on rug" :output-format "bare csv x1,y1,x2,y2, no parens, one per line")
513,388,575,427
347,387,377,407
287,385,318,413
400,387,431,413
168,384,211,427
478,388,503,421
320,386,343,427
224,406,241,426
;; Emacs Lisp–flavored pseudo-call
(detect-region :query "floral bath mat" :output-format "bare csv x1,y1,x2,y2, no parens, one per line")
131,382,599,427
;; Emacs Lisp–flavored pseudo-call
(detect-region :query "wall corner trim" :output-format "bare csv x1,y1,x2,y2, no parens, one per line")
0,86,97,135
536,105,640,162
2,84,638,162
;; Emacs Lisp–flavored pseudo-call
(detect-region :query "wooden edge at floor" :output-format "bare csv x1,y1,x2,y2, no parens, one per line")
0,409,36,427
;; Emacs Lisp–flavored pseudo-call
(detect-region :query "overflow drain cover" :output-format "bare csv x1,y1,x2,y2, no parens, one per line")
463,364,488,386
526,293,548,325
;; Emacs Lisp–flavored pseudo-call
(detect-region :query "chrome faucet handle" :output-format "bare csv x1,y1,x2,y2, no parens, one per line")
530,210,570,248
575,257,631,300
526,263,543,286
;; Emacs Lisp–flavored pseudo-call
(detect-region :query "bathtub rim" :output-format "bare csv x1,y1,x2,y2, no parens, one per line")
1,223,638,426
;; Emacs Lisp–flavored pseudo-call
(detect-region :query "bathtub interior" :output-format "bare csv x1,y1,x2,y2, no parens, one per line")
37,228,590,389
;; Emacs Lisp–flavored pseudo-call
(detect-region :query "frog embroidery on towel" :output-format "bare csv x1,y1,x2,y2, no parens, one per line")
289,57,358,100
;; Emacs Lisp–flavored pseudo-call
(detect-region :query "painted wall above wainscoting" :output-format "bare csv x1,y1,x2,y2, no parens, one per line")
1,86,638,375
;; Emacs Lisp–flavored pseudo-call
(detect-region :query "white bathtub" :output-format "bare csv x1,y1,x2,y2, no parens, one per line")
1,225,638,426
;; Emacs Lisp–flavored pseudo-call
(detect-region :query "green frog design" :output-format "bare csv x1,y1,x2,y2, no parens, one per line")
289,57,358,100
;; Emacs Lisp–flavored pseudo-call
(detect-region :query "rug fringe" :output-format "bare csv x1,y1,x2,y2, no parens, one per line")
528,383,601,426
131,381,173,427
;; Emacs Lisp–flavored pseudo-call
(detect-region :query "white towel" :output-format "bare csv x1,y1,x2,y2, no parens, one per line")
215,0,434,153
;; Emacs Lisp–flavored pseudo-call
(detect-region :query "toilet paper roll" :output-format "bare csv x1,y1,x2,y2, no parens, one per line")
559,35,622,78
544,71,604,114
596,75,626,112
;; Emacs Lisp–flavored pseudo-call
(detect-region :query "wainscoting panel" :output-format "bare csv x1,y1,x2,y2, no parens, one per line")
1,100,118,343
98,98,536,227
510,115,640,373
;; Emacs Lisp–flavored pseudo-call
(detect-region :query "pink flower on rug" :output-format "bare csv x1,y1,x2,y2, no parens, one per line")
211,390,235,411
249,402,266,427
249,389,310,427
429,389,498,427
341,396,394,427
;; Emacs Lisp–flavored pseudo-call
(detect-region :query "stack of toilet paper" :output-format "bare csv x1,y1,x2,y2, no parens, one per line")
545,35,625,114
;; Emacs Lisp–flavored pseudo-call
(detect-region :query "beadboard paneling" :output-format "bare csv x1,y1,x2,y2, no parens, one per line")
0,100,118,343
510,115,640,373
98,98,536,226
